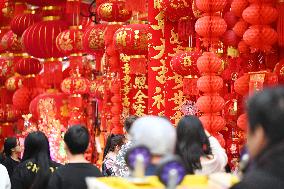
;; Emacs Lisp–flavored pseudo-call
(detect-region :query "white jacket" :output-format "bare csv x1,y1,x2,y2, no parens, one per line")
0,164,11,189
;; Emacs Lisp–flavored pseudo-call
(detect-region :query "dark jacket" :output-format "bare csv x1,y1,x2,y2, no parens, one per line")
231,142,284,189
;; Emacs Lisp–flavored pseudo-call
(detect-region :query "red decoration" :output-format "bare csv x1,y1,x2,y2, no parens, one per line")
125,0,147,12
274,59,284,84
83,24,106,54
61,72,90,95
199,114,226,133
15,57,42,76
196,95,225,113
97,1,132,22
12,87,39,113
231,0,249,17
277,1,284,47
1,30,22,53
0,58,14,85
25,0,66,6
5,75,23,91
10,13,41,36
197,75,223,93
197,52,223,74
195,15,227,38
22,20,68,59
56,28,84,56
233,19,248,37
234,74,250,96
238,40,250,54
237,113,248,131
170,50,201,76
178,17,196,41
242,4,278,25
222,30,240,47
114,24,148,55
89,78,105,99
196,0,227,13
224,11,238,29
243,25,278,52
161,0,193,22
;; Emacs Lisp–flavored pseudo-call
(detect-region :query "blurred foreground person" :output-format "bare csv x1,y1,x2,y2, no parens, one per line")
11,131,60,189
3,137,21,177
47,125,102,189
130,116,176,175
176,115,228,174
0,164,11,189
231,87,284,189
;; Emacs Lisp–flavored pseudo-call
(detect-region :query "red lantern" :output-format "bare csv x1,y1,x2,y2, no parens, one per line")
224,11,238,29
0,58,14,84
196,0,227,13
195,16,227,38
197,75,223,93
5,104,21,122
196,95,225,113
170,51,201,77
237,113,248,131
10,13,41,36
15,57,42,76
61,74,90,95
22,20,68,59
222,30,240,47
238,40,250,54
233,19,248,37
89,78,105,99
5,75,23,91
12,86,39,113
234,74,249,96
83,24,106,54
56,28,84,56
114,24,149,55
243,25,278,52
231,0,249,17
161,0,193,22
97,1,132,22
199,115,226,133
197,52,223,74
242,4,278,25
1,30,22,53
274,59,284,84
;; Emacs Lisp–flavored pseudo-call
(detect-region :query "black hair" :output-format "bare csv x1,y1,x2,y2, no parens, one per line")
22,131,51,189
64,125,90,155
175,115,212,173
124,115,138,133
4,137,17,157
247,87,284,145
103,134,124,159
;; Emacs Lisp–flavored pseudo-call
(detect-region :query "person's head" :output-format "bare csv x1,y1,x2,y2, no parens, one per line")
176,115,211,173
4,137,20,157
22,131,51,189
64,125,90,155
246,87,284,159
130,116,176,162
103,134,124,159
123,115,138,134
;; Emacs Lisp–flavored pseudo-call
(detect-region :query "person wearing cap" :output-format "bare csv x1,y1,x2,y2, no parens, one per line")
129,116,177,175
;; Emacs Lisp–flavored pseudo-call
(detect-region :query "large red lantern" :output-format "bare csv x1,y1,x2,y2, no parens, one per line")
22,20,68,59
170,51,201,77
61,73,90,95
12,86,38,113
195,15,227,38
243,25,278,52
231,0,249,17
161,0,193,22
197,52,223,74
242,4,278,25
10,13,41,36
196,95,225,113
196,0,227,13
56,28,84,56
1,30,22,53
197,75,223,93
83,24,106,54
15,57,42,76
114,24,149,55
97,1,132,22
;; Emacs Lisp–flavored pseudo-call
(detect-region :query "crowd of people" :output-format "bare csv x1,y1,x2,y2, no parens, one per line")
0,87,283,189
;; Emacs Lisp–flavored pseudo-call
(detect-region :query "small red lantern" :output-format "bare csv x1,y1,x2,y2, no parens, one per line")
234,74,249,96
1,30,22,53
196,95,225,113
199,114,226,133
114,24,149,55
195,15,227,38
161,0,193,22
56,28,84,56
243,25,278,52
231,0,249,17
242,4,278,25
233,19,248,37
61,73,90,95
5,75,23,91
196,0,227,13
238,40,250,54
15,57,42,76
197,52,223,74
197,75,223,93
83,24,106,54
97,1,132,22
10,13,41,36
237,113,248,131
224,11,238,29
222,30,240,47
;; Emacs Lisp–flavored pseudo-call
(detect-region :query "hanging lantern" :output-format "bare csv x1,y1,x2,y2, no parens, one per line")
234,73,249,96
56,28,84,56
196,0,227,13
5,75,23,91
243,25,278,52
233,19,248,37
238,40,250,54
242,4,278,25
237,113,248,131
199,115,226,133
197,52,223,74
197,75,223,93
161,0,193,22
195,16,227,38
97,1,132,22
83,24,106,54
222,30,240,47
0,58,14,85
1,30,22,53
61,71,90,95
22,20,68,59
10,13,41,36
12,86,39,113
224,11,238,29
5,104,21,122
231,0,249,17
14,57,42,76
196,95,225,113
89,78,105,99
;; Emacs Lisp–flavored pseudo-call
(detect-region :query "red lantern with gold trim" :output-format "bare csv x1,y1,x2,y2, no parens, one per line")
1,30,22,53
11,13,41,36
97,1,132,22
161,0,193,22
83,24,106,54
15,57,42,76
0,58,14,85
61,73,90,95
5,75,23,91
